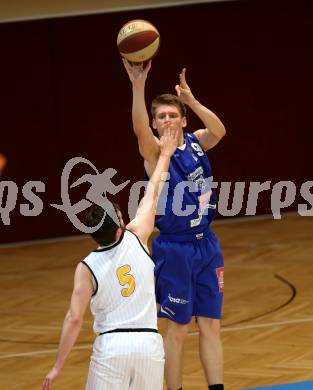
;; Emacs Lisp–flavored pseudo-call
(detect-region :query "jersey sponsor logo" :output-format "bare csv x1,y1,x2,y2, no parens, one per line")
186,166,204,181
168,293,189,304
216,267,224,293
160,305,175,318
190,211,203,227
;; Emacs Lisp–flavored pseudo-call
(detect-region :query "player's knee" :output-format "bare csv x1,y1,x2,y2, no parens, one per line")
198,318,221,338
166,322,189,343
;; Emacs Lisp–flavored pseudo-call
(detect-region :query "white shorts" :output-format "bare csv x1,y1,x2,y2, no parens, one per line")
85,332,164,390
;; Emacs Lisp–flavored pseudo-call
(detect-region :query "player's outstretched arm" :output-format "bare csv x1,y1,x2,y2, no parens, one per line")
127,127,178,245
41,264,93,390
175,68,226,151
122,59,159,166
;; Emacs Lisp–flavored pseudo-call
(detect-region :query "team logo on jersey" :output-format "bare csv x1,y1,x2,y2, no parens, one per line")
216,267,224,292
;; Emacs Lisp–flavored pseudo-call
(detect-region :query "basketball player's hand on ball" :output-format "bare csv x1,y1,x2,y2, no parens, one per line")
122,58,152,86
175,68,195,106
159,128,179,157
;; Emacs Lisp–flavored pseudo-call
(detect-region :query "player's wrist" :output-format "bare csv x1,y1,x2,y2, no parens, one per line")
53,362,63,373
159,151,172,159
132,82,146,91
187,97,200,109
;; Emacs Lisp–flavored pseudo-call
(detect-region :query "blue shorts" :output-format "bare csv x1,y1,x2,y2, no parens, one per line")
152,228,224,324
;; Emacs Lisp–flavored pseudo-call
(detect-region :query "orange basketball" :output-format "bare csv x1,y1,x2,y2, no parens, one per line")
117,19,160,63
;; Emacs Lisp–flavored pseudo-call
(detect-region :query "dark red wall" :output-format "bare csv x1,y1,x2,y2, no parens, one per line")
1,0,312,243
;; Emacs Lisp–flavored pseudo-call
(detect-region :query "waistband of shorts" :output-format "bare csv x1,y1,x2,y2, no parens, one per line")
98,328,158,336
158,226,213,242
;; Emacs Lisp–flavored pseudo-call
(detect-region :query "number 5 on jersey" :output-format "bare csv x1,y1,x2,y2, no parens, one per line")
116,264,136,297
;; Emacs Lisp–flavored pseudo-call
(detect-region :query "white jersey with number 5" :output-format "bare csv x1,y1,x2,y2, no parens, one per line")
82,229,157,335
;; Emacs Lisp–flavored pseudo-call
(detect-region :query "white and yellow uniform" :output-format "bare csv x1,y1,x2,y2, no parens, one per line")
82,229,164,390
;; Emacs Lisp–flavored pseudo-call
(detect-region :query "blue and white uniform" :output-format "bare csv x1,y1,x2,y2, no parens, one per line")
150,132,224,324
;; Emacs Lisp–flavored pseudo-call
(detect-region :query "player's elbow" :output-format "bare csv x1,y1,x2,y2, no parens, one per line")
214,125,226,144
70,316,83,328
66,310,83,327
219,124,226,138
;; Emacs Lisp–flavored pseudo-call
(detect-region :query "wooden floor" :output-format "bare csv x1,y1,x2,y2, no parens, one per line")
1,214,313,389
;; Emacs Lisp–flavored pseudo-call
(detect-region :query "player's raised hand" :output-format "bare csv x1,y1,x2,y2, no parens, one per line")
159,128,179,158
122,58,152,85
175,68,195,106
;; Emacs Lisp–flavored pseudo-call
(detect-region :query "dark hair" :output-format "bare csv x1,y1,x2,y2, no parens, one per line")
151,94,187,118
85,203,121,246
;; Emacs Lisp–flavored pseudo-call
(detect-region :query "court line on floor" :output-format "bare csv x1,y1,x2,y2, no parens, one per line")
0,345,91,359
1,317,313,360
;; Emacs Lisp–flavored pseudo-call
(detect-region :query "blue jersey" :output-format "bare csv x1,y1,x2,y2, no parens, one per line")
153,132,217,235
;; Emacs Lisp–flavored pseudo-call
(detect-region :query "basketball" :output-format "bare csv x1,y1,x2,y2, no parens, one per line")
117,19,160,63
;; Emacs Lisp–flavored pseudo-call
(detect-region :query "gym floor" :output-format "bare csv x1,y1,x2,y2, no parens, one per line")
1,213,312,389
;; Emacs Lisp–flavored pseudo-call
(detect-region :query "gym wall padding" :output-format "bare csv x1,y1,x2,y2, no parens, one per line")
1,0,312,243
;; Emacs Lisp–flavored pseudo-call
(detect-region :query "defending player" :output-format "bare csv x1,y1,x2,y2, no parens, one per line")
123,59,226,390
42,128,179,390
